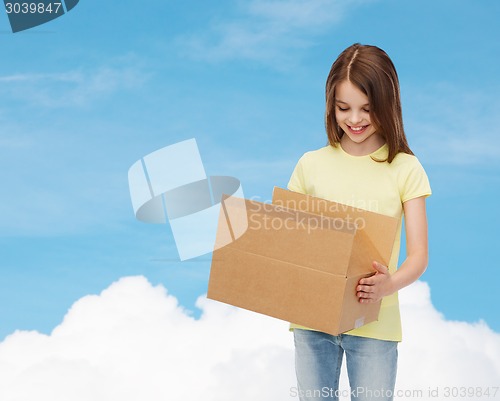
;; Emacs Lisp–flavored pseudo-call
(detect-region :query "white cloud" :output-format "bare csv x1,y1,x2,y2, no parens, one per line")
0,135,33,149
0,72,81,83
0,277,498,401
404,83,500,166
177,0,375,66
397,282,500,399
0,60,148,108
0,276,295,401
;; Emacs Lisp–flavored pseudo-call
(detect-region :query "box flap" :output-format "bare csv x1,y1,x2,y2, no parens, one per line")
272,187,398,269
219,194,358,276
213,194,249,250
346,229,384,276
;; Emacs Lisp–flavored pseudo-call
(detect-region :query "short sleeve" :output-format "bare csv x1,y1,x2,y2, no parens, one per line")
287,156,307,194
400,158,432,203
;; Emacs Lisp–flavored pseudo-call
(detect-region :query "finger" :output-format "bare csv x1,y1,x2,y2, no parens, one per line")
357,291,373,299
359,297,376,304
372,261,389,274
357,285,374,293
359,276,376,286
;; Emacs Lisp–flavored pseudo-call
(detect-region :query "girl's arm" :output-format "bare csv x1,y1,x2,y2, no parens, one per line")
356,196,429,303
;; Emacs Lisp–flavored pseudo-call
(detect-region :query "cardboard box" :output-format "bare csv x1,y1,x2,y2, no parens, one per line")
207,187,399,335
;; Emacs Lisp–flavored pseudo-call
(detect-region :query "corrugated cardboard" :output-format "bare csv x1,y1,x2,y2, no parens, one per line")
207,187,399,335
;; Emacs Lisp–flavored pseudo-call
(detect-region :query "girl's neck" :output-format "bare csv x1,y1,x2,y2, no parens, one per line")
340,133,386,156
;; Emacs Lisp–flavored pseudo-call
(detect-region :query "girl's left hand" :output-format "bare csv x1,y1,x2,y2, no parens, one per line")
356,261,394,303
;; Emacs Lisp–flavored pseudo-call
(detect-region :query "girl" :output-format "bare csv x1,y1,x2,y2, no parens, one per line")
288,43,431,401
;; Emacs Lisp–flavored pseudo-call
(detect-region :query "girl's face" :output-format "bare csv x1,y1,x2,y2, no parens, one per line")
334,80,384,154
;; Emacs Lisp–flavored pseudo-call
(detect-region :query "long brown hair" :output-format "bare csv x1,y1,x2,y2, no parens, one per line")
325,43,413,162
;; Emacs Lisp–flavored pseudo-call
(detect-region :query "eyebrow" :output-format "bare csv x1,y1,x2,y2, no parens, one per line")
335,100,370,107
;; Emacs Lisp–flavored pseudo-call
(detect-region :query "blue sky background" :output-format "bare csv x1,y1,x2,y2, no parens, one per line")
0,0,498,340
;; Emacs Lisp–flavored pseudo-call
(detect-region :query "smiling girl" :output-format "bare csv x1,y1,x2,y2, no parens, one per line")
288,44,431,401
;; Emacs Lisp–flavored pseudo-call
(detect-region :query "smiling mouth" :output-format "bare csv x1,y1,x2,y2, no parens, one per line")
347,125,369,134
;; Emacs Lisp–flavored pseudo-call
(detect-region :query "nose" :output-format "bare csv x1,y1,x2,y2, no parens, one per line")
348,111,363,125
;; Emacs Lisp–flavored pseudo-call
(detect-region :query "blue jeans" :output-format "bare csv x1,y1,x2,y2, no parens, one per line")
293,329,398,401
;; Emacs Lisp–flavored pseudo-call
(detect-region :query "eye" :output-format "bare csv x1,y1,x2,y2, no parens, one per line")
363,108,370,113
337,106,348,112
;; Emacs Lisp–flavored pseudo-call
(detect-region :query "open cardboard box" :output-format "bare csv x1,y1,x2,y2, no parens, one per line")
207,187,398,335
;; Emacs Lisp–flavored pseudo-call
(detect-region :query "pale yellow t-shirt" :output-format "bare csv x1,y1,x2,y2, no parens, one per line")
287,142,431,342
